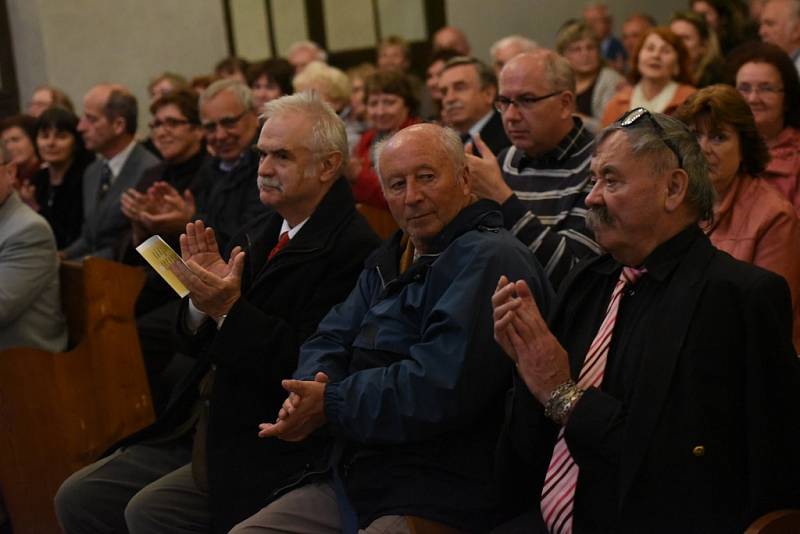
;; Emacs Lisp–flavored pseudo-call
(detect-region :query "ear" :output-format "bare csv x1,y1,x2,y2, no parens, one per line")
664,168,689,213
559,91,576,119
457,162,472,196
318,151,343,183
111,116,127,136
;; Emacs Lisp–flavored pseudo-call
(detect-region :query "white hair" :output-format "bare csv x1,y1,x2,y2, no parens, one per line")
490,35,539,59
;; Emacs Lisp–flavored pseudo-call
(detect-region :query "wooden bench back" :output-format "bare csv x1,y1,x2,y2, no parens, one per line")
0,257,154,534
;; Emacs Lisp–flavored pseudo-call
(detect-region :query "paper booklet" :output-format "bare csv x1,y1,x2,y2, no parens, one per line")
136,235,190,298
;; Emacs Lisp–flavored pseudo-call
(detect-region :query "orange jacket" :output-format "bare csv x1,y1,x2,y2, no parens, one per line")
601,83,696,127
705,175,800,352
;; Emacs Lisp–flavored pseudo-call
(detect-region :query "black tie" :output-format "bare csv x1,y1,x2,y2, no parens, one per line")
97,163,113,202
459,132,472,145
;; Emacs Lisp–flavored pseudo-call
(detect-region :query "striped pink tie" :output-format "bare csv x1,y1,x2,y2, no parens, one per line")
540,266,646,534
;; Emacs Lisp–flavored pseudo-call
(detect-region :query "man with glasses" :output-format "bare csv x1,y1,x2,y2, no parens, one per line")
466,49,600,289
140,80,266,255
491,110,800,533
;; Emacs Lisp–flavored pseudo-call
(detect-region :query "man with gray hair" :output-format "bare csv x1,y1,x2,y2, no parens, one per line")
492,109,800,532
438,56,511,155
234,123,553,532
759,0,800,74
141,79,265,254
54,92,380,534
490,34,539,74
466,49,600,290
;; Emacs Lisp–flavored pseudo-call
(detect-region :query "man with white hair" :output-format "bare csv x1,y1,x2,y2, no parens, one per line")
234,123,552,533
490,34,539,74
760,0,800,74
54,92,380,534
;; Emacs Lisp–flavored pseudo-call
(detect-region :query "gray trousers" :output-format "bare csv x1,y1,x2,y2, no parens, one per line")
230,481,410,534
54,441,209,534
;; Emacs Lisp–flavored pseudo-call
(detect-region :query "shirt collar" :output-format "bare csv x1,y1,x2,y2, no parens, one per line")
104,139,137,179
517,117,585,166
593,224,701,282
279,217,309,240
468,109,495,139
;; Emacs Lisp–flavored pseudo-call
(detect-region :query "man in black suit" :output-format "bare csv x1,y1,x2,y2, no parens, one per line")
438,56,510,156
491,109,800,533
54,92,380,534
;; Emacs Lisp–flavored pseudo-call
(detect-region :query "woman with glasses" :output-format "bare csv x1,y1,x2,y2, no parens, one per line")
350,70,420,210
601,27,696,126
556,20,624,132
727,42,800,210
31,107,94,249
675,84,800,352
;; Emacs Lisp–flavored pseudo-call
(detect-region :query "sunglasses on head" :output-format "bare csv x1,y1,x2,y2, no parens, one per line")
618,107,684,169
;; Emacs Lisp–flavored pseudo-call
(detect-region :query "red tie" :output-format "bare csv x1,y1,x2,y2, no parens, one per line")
268,231,290,261
540,266,646,534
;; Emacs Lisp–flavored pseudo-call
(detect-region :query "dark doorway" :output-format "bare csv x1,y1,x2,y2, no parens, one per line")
0,0,20,118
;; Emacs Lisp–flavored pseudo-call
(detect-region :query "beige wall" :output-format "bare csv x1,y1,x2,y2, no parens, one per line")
7,0,686,132
7,0,229,135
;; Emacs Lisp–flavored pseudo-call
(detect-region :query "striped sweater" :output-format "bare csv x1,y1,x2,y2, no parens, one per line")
497,119,601,289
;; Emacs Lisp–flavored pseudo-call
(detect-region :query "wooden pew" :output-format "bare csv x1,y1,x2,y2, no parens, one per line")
0,258,154,534
356,203,398,240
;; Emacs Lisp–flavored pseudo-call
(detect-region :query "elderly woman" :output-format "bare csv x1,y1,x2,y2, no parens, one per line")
670,11,724,87
675,84,800,352
246,58,294,113
556,20,624,132
32,106,95,249
350,70,420,209
727,42,800,211
602,27,696,126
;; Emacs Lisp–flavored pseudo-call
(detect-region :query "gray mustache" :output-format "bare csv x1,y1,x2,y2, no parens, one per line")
586,206,613,229
258,177,284,192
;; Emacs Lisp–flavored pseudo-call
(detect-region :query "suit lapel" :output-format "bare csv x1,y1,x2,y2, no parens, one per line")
617,236,715,506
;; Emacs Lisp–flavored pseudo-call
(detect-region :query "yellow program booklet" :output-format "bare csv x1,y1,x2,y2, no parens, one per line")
136,235,190,298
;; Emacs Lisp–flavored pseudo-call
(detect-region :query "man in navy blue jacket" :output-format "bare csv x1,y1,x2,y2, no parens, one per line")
232,123,553,533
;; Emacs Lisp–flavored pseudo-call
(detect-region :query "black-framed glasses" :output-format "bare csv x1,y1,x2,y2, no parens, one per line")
149,117,192,130
201,112,246,134
618,107,683,169
494,92,562,113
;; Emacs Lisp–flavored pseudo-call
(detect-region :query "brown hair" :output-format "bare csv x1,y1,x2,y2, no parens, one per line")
363,70,418,115
149,88,201,125
629,26,694,85
674,83,769,176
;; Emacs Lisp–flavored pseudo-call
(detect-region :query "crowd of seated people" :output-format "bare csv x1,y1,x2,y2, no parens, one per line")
2,1,800,532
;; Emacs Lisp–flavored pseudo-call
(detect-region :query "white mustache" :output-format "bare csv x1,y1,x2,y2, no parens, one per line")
258,177,284,192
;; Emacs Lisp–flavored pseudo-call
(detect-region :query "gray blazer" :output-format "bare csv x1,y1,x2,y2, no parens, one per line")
63,143,159,259
0,192,67,352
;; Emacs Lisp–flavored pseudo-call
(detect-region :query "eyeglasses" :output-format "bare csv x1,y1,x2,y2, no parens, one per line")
735,83,784,97
618,107,684,169
494,92,562,113
201,112,247,134
149,117,192,130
